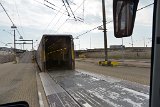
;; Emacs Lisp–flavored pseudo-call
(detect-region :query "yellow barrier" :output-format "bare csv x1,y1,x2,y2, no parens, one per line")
98,60,119,66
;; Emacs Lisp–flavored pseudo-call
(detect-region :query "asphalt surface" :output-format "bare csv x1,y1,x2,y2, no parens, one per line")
19,51,33,63
76,58,151,68
75,61,150,85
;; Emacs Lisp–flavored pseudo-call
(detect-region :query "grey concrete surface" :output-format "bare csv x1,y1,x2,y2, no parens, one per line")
0,63,39,107
0,55,14,64
19,51,33,63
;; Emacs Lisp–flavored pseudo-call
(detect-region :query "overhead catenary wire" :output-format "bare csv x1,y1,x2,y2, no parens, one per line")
0,2,23,39
0,2,14,25
44,0,56,6
62,0,70,16
34,0,84,26
42,5,64,34
34,0,71,17
137,2,154,11
44,0,66,11
55,18,68,32
74,2,154,39
51,12,65,33
14,0,25,38
82,0,85,21
65,0,76,20
2,29,14,41
0,40,7,45
56,0,87,32
74,20,113,39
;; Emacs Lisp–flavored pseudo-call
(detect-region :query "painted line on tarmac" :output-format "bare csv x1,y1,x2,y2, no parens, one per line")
38,91,44,107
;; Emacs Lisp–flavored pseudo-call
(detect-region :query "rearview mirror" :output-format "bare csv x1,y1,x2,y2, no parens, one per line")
113,0,139,38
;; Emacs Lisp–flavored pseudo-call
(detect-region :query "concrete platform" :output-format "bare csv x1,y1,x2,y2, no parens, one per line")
0,63,39,107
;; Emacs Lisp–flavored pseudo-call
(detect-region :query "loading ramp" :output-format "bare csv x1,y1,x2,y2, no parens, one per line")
40,69,149,107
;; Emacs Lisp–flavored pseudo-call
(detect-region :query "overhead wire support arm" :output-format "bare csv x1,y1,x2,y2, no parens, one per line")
62,0,70,16
14,0,25,37
55,0,85,32
65,0,77,20
16,28,23,38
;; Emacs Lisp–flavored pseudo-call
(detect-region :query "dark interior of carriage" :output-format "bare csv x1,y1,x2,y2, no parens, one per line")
45,36,72,70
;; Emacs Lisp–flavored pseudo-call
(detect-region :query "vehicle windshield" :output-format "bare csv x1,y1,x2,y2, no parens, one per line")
0,0,153,107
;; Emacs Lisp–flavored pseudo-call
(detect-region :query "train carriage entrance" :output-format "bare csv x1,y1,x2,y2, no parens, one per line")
44,35,74,70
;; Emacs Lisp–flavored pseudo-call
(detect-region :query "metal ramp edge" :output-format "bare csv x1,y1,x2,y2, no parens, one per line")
39,72,81,107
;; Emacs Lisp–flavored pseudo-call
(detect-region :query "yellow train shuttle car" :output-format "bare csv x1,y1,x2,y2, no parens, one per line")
36,34,75,72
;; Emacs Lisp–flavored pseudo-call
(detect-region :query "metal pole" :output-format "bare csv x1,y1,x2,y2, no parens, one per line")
131,35,133,47
79,40,80,50
90,35,91,49
121,38,124,60
32,40,33,50
23,43,24,50
150,0,160,106
144,37,146,47
102,0,108,61
13,29,16,58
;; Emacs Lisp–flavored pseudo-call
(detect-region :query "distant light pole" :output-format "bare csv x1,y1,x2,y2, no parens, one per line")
75,37,80,50
131,35,134,47
90,35,91,49
11,25,17,62
23,42,26,50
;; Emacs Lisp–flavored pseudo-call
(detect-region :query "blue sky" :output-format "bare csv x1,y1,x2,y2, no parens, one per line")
0,0,154,50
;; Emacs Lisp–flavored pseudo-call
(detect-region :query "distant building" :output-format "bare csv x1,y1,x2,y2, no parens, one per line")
110,45,125,49
0,47,11,55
